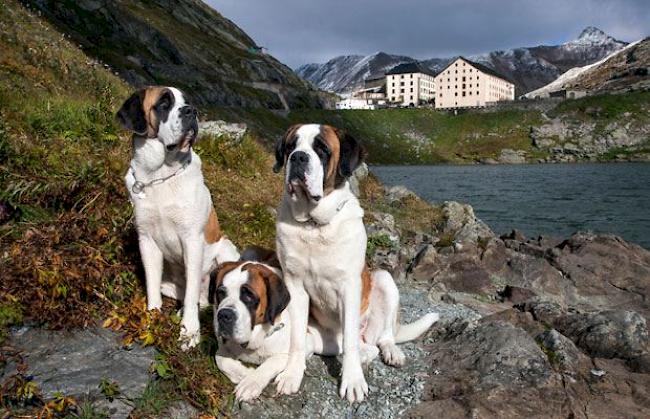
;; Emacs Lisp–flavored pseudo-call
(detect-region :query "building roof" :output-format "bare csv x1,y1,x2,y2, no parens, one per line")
437,57,514,84
385,62,437,77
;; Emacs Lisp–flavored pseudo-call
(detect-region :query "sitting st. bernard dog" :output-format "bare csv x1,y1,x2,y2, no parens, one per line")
271,124,439,402
212,247,438,402
116,86,239,349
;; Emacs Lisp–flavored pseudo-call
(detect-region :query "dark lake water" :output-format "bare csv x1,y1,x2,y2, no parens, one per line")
372,163,650,249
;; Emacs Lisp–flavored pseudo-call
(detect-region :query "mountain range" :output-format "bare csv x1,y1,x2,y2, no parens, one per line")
296,27,629,95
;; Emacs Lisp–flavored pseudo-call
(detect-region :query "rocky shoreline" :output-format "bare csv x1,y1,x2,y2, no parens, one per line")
2,179,649,418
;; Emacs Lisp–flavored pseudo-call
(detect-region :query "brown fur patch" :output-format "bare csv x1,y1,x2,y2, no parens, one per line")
241,264,276,325
214,261,244,288
204,207,223,244
141,86,168,138
319,125,342,193
361,265,373,314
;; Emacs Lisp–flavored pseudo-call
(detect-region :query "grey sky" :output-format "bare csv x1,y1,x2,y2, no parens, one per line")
206,0,649,69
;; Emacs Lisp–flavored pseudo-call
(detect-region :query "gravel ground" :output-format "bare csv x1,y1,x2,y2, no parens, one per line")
232,283,481,418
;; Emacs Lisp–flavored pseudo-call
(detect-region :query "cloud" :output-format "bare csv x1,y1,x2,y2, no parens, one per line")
206,0,650,68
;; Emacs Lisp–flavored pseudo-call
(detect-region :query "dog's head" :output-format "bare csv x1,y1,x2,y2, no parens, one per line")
116,86,198,152
273,124,365,202
209,261,290,344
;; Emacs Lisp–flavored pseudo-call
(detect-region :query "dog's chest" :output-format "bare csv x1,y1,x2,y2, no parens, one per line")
128,170,205,263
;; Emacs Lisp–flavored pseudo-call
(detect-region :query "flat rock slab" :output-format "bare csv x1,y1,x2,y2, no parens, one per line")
3,325,156,419
233,285,479,419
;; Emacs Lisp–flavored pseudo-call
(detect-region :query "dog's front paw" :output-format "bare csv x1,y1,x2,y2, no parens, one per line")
235,375,265,402
147,298,162,311
339,365,368,403
274,367,304,395
179,321,200,350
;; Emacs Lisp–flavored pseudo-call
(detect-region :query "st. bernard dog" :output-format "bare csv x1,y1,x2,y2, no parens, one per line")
116,86,239,349
212,247,438,402
272,124,439,402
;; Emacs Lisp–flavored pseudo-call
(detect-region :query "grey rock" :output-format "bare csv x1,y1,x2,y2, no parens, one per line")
384,185,416,204
165,401,201,419
349,162,369,197
3,326,156,419
198,120,247,142
441,201,495,246
553,310,648,359
536,329,583,371
498,148,527,164
408,245,440,281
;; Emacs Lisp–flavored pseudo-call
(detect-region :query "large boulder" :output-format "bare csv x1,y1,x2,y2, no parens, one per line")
553,310,649,359
2,326,156,419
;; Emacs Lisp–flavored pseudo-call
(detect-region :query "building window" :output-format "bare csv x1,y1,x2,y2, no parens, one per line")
410,88,413,93
476,91,479,95
462,92,466,97
410,81,413,86
455,92,458,96
469,91,472,96
439,93,442,97
400,89,404,93
400,82,404,86
462,77,466,82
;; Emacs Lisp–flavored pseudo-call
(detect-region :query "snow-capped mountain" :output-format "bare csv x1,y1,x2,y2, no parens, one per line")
525,37,649,97
295,52,416,93
296,27,628,95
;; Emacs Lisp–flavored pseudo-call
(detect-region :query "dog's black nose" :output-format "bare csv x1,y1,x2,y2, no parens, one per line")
217,308,236,325
290,151,309,164
180,105,197,118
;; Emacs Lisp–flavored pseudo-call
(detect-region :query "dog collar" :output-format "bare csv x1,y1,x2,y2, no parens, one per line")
130,155,191,194
304,198,350,226
265,322,285,338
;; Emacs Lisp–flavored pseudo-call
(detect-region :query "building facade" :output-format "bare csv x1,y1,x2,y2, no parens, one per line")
386,63,436,107
434,57,514,109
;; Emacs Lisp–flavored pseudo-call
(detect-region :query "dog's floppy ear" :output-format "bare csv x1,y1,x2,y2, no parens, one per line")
273,124,301,173
116,89,147,136
336,129,366,178
208,269,218,305
263,271,290,325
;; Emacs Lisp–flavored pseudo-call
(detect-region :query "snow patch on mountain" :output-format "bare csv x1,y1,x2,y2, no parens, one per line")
525,39,642,98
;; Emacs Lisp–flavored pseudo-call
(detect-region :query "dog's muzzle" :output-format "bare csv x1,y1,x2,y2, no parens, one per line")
217,307,237,337
287,151,322,201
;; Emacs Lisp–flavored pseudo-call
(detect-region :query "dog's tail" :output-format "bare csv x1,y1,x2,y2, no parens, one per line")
395,312,439,344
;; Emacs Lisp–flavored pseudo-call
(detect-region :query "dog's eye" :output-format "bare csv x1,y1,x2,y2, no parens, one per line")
216,287,227,301
240,287,258,307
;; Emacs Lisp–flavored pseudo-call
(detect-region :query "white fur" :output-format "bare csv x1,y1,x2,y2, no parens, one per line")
273,125,437,403
125,87,239,350
287,124,324,201
215,263,438,403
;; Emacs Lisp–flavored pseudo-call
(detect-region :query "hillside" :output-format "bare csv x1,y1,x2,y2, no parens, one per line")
296,27,628,94
21,0,322,109
526,38,650,98
0,0,285,414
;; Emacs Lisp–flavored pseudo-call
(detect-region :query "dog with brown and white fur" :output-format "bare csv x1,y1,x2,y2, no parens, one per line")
272,124,439,402
116,86,239,350
212,247,438,402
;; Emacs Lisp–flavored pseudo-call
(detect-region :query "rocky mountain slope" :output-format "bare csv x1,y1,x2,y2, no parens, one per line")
22,0,322,109
527,37,650,97
296,27,628,94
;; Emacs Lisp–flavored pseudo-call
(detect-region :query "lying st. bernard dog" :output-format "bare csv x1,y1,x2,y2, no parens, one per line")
116,86,239,349
212,247,438,402
271,124,439,402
